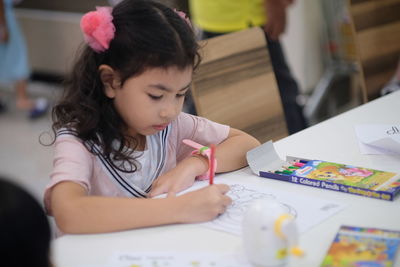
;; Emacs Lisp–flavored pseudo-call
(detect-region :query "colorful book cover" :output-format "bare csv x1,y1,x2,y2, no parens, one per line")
321,225,400,267
295,160,400,191
259,160,400,201
293,161,398,190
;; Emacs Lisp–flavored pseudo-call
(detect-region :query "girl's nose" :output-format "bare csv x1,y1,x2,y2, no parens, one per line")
159,103,178,119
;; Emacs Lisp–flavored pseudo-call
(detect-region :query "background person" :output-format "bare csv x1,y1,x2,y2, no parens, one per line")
0,0,48,118
0,177,52,267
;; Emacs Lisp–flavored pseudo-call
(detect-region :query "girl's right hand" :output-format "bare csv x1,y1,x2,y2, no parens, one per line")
176,184,232,223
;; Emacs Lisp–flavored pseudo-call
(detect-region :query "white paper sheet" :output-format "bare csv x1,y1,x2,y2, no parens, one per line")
108,251,252,267
355,124,400,155
203,178,345,235
158,177,346,236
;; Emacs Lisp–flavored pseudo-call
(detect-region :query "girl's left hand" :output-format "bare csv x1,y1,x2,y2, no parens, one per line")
149,155,209,198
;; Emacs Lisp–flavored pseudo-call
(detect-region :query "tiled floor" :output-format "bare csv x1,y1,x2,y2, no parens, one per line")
0,81,61,203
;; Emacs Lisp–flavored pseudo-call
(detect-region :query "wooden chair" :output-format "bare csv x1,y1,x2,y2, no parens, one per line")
349,0,400,100
191,27,288,143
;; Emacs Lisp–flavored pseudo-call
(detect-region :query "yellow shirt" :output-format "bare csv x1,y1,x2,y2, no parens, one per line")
189,0,267,33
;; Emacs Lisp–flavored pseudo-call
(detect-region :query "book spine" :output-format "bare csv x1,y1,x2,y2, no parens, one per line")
259,171,394,201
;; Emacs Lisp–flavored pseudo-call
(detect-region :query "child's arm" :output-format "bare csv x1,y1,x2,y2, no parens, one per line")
50,181,231,234
214,128,261,172
149,128,260,196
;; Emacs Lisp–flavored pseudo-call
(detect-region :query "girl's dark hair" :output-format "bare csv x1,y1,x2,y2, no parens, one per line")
0,178,51,267
51,0,200,172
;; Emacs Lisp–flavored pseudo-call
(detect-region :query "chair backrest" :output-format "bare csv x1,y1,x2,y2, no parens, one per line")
349,0,400,100
191,27,288,143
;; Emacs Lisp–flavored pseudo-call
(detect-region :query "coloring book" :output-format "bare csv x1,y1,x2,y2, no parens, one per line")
321,225,400,267
156,176,345,236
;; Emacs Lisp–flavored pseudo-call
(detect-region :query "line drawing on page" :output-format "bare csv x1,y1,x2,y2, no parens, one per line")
197,177,345,235
156,176,345,235
206,183,297,234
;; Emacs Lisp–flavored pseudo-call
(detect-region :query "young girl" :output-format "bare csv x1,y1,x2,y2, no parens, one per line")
45,0,260,235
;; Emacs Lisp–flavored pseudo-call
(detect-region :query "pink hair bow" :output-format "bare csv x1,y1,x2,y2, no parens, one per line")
80,7,115,53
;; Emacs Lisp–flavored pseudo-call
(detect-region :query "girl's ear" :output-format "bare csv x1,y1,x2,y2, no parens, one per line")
98,64,121,98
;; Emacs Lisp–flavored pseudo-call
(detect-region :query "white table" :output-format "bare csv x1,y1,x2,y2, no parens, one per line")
52,91,400,267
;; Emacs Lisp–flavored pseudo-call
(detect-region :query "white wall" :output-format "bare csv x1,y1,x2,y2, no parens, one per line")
281,0,324,93
16,9,83,75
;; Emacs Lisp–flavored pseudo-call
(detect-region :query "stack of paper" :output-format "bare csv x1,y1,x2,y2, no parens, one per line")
355,124,400,155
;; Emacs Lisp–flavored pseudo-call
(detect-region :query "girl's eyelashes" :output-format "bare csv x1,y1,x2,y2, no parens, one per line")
176,92,187,98
177,88,190,98
148,90,188,100
148,94,163,100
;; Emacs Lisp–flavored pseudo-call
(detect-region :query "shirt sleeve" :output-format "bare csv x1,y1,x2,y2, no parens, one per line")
43,135,93,215
174,112,230,162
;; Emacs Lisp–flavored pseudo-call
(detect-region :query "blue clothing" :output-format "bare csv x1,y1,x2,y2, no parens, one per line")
0,0,30,83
